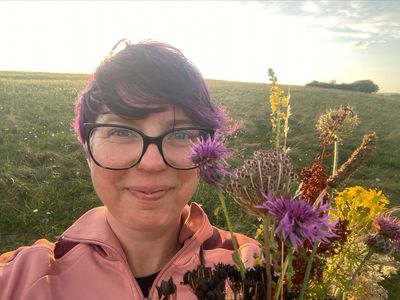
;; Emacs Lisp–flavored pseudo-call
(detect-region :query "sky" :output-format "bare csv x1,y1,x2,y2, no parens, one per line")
0,1,399,92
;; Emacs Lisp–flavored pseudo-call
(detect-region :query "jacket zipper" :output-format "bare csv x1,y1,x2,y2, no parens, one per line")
147,230,204,299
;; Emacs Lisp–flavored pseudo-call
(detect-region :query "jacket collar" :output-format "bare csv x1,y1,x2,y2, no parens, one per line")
60,202,213,261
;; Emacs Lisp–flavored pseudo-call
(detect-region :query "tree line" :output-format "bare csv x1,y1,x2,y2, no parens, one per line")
306,79,379,93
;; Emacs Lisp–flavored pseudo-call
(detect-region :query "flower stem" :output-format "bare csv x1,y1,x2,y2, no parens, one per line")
218,191,246,280
335,249,374,300
274,250,290,300
281,241,284,300
332,141,339,176
263,217,273,300
283,91,290,152
275,105,281,150
298,242,319,300
286,249,294,293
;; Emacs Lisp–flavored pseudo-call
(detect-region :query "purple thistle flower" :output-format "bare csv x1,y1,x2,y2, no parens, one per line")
373,213,400,240
189,133,231,188
366,212,400,254
257,193,338,249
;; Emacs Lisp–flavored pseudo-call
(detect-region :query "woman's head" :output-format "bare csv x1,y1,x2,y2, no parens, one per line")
72,40,231,232
73,39,227,146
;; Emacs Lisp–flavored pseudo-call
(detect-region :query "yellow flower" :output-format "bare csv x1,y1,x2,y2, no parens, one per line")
330,186,389,233
280,96,288,107
269,94,278,113
269,85,286,113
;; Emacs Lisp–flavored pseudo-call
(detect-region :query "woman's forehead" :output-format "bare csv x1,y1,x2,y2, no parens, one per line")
96,105,195,127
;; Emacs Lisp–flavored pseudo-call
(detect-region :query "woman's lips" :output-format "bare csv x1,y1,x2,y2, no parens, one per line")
127,186,172,201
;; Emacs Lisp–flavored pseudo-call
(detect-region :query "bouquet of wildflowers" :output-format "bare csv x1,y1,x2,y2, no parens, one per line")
157,69,400,300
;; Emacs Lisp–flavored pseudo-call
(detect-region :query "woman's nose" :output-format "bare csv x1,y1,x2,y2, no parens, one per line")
136,143,168,171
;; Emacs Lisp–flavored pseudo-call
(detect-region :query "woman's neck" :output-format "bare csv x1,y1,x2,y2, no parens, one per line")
106,212,182,277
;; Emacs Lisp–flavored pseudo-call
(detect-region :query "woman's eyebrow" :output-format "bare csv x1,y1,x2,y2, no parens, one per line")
165,119,196,127
96,116,196,128
96,113,140,124
96,115,127,124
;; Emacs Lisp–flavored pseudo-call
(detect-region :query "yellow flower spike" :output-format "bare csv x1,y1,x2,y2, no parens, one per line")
280,96,288,107
267,68,291,151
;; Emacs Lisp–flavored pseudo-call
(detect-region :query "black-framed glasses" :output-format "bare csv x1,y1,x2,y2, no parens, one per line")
83,123,214,170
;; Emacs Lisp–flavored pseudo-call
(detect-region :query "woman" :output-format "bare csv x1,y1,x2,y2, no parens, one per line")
0,40,259,299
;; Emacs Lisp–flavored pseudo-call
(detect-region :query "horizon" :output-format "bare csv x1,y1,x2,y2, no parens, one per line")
2,69,399,94
0,1,399,93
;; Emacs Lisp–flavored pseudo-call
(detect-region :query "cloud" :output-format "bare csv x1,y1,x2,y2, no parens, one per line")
350,39,387,49
351,40,370,48
301,1,319,14
253,0,400,44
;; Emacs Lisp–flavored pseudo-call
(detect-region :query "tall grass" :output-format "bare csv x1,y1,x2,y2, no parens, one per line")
0,71,399,297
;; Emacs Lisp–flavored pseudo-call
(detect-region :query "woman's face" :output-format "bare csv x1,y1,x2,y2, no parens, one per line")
88,105,200,232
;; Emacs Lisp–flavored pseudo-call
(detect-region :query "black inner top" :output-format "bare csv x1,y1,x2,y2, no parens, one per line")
135,272,159,297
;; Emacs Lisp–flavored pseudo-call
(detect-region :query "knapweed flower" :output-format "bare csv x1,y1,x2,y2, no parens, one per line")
257,194,338,249
225,150,297,216
314,219,351,255
189,133,231,188
366,211,400,255
316,104,359,147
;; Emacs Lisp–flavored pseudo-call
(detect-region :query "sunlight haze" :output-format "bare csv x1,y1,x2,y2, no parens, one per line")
0,1,399,92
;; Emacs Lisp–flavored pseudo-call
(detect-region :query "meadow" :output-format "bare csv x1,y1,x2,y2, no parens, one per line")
0,71,399,297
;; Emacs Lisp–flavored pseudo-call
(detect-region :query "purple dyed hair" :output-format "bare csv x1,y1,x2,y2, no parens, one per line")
72,39,228,146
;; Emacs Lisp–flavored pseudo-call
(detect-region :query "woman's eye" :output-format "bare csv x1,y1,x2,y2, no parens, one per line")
173,131,190,140
109,129,136,138
115,130,131,137
172,130,200,141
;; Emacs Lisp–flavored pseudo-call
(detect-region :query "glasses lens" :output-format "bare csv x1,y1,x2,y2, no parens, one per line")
89,126,143,169
163,129,211,169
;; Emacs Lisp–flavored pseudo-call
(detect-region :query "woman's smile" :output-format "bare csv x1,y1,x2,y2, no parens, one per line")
126,186,173,201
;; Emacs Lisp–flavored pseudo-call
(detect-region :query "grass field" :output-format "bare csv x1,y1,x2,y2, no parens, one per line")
0,71,399,297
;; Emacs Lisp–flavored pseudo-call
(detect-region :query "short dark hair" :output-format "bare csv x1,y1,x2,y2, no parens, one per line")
73,39,227,145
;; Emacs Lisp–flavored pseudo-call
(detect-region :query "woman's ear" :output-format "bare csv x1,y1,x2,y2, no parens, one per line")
84,143,92,167
86,157,91,168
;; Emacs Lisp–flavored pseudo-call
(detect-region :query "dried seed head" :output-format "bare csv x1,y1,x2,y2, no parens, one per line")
224,150,298,216
316,105,359,147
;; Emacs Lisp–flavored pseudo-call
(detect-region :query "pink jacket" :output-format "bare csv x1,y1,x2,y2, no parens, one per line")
0,203,260,299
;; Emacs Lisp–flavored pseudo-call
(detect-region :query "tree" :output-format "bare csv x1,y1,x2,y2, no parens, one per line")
350,80,379,93
305,79,379,93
